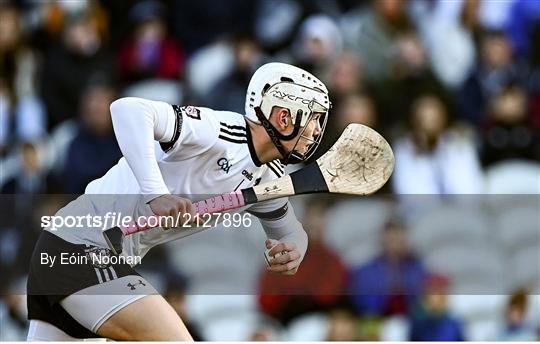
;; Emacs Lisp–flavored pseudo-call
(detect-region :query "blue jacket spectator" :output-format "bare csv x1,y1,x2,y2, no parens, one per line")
63,80,121,194
409,305,465,341
506,0,540,59
409,274,465,341
349,221,429,317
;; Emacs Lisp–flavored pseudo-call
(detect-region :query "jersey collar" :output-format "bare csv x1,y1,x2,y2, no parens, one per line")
244,118,263,167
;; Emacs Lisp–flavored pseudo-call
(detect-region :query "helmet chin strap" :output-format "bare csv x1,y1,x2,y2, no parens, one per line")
254,106,302,164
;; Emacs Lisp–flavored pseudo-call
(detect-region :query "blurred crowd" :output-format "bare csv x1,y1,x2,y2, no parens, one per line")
0,0,539,341
1,0,540,194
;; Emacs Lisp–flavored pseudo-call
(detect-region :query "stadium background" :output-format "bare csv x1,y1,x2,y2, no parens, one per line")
0,0,539,340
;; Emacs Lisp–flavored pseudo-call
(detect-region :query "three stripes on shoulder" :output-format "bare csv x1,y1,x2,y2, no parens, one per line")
218,122,247,144
218,121,284,178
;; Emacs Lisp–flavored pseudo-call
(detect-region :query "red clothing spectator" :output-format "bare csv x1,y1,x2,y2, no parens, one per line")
118,36,184,82
258,241,349,324
258,198,349,324
117,1,185,83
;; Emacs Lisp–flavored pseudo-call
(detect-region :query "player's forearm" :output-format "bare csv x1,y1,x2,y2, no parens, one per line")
274,225,308,260
259,204,308,260
110,97,175,200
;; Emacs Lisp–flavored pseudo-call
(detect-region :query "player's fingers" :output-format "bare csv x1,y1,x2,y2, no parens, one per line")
179,200,196,223
168,204,179,219
267,260,299,273
270,250,300,265
265,239,279,249
177,200,188,214
269,260,299,272
160,215,174,229
268,242,296,257
184,200,194,217
172,199,190,222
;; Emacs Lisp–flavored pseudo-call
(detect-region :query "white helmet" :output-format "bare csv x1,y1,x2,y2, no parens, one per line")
245,62,331,164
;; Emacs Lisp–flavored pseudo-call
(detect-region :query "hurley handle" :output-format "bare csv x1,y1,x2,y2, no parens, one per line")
103,190,249,254
119,190,247,236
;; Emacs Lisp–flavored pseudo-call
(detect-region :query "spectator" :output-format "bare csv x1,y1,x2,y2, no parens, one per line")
24,1,109,53
409,274,465,341
370,30,448,135
258,197,348,325
0,4,45,156
254,0,347,55
392,94,484,194
481,85,540,167
497,288,538,341
247,317,282,341
341,0,412,82
411,0,478,90
0,142,48,287
1,141,49,194
506,0,540,60
253,0,304,54
62,78,122,193
348,220,429,317
0,293,27,340
290,14,343,76
207,35,264,113
325,309,358,341
41,10,113,129
528,21,540,129
117,0,185,84
169,0,256,54
459,30,522,125
163,272,204,341
325,51,364,107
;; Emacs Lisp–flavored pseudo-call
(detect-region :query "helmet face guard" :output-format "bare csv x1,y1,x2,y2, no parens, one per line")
254,96,330,164
286,100,329,164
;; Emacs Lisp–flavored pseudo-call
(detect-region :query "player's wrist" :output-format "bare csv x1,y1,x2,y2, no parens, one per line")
143,192,170,204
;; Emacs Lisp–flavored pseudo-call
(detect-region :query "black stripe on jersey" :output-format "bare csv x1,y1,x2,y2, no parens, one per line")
220,127,247,137
160,105,183,152
220,122,246,131
269,160,284,174
234,179,245,191
266,162,282,178
218,135,248,144
219,121,247,144
247,203,289,221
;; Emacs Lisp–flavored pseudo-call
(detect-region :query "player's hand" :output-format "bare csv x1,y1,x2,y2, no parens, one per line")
148,194,194,227
265,239,301,275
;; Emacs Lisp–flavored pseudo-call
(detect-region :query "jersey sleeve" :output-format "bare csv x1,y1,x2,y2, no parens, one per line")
109,98,218,203
110,97,177,201
158,105,219,160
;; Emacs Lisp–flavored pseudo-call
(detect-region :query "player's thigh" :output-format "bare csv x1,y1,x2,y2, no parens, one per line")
59,275,192,340
96,294,193,341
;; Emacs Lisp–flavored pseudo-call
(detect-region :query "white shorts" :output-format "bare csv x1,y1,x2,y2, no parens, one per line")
60,276,156,332
27,276,156,340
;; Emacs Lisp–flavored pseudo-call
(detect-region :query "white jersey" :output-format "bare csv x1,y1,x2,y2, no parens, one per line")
47,98,306,261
